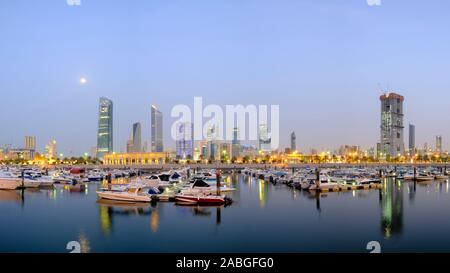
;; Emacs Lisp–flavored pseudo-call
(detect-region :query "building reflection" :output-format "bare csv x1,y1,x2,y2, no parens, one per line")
151,210,159,233
78,233,91,253
258,180,267,208
99,205,113,236
380,179,403,238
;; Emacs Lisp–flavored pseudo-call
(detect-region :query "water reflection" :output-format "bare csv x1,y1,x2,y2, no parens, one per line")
5,174,450,252
216,207,221,225
97,200,155,235
78,233,91,253
175,205,223,225
0,190,21,202
151,210,159,233
380,179,403,238
258,180,267,208
99,205,112,236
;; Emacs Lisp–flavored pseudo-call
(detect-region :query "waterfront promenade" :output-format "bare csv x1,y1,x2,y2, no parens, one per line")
44,162,450,171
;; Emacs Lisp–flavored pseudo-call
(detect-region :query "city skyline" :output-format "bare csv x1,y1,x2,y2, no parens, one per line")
2,1,450,155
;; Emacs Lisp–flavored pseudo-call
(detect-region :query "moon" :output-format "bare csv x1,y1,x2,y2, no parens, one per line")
80,77,87,85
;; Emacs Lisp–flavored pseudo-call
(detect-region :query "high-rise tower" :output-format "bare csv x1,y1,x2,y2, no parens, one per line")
97,97,113,159
380,93,404,158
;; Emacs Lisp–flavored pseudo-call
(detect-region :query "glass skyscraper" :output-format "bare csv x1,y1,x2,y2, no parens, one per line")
259,124,271,152
232,127,240,158
409,124,415,154
436,135,443,154
151,105,163,152
97,97,113,159
132,122,142,152
380,93,404,158
175,122,193,159
290,131,296,152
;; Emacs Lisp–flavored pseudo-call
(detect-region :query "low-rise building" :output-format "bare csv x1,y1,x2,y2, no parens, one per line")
103,152,169,166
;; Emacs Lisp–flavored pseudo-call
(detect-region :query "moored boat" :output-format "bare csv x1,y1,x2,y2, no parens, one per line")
0,175,22,190
175,193,228,205
96,186,161,203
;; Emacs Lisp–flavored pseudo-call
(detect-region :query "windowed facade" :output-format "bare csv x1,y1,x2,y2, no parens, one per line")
97,97,113,159
103,152,168,166
380,93,405,158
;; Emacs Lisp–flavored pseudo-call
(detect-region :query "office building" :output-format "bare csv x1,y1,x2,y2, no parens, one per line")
175,122,194,159
97,97,113,159
290,132,296,152
380,93,405,158
232,127,240,158
132,122,142,152
259,124,271,152
408,124,415,154
25,136,36,151
436,135,443,154
151,105,163,152
45,139,57,160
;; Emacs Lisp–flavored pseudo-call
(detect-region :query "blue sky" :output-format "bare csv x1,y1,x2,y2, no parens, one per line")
1,0,450,155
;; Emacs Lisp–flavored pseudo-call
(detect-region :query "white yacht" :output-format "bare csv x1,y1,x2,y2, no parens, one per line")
97,186,161,203
0,172,22,190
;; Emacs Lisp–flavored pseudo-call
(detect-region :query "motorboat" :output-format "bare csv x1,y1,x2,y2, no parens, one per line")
87,170,104,182
131,175,171,188
157,170,184,184
356,177,381,185
181,179,235,195
189,171,218,183
416,173,435,182
175,192,229,205
433,173,449,180
0,172,22,190
23,179,41,188
52,175,73,184
96,186,161,203
402,172,415,181
36,176,55,187
300,174,341,191
23,171,54,187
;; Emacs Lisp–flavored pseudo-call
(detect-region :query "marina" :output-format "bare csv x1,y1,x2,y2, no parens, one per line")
1,166,450,252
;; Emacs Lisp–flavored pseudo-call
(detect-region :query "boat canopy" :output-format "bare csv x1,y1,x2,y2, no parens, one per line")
147,187,160,195
192,180,210,188
159,174,171,181
70,168,85,174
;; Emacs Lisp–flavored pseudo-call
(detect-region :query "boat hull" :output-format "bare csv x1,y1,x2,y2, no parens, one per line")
0,178,22,190
23,180,41,188
97,191,151,202
88,176,103,182
175,194,225,205
435,176,449,180
38,181,54,187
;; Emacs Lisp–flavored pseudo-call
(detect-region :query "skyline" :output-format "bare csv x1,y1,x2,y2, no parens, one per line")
1,1,450,155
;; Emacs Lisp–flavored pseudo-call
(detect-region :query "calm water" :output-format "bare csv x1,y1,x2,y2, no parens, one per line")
1,174,450,253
